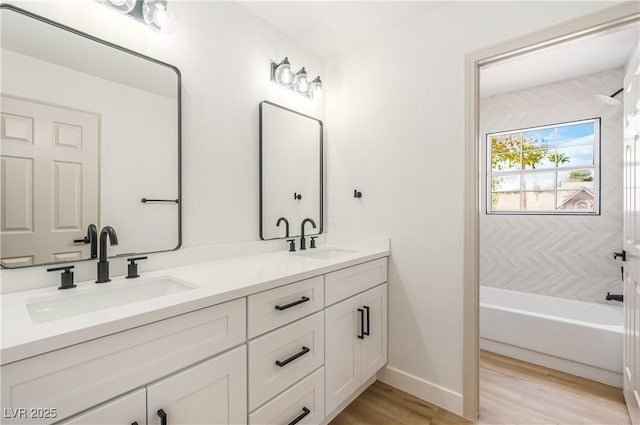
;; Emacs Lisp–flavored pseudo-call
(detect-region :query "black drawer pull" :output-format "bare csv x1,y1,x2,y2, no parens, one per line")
275,346,310,367
131,422,139,425
357,308,365,339
287,407,311,425
275,296,310,311
157,409,167,425
363,305,370,336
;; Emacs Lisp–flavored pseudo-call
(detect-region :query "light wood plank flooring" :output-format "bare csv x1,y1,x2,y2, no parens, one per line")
330,351,630,425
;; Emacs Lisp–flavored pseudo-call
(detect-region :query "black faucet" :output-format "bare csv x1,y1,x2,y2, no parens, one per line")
606,292,623,302
277,217,290,238
299,218,317,250
74,224,98,259
96,226,119,283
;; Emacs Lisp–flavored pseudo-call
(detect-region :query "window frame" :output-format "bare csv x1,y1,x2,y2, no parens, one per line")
485,118,601,215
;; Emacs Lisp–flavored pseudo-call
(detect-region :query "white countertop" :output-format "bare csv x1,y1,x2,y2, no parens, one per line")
1,243,388,365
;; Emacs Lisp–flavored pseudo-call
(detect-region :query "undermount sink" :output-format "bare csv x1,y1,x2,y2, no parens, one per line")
295,247,358,260
26,276,197,323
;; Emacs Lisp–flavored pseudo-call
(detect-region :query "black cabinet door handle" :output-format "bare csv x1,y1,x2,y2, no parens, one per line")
287,407,311,425
275,346,310,367
157,409,167,425
363,306,370,336
131,422,139,425
275,296,310,311
357,308,365,339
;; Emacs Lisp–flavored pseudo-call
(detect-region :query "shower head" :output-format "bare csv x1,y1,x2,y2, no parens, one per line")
594,88,623,106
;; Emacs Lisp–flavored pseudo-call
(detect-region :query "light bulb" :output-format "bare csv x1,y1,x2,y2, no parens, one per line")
143,0,177,34
293,68,309,94
311,76,323,99
274,58,293,86
107,0,136,13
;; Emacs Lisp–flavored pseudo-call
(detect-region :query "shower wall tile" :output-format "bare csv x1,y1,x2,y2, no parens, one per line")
480,68,623,305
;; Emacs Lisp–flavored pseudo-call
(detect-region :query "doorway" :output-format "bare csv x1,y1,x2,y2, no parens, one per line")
463,3,640,422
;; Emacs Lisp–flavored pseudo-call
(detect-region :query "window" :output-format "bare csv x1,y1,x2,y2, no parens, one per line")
487,118,600,214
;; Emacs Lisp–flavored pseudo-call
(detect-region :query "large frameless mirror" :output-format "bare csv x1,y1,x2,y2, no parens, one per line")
260,101,323,240
0,5,181,268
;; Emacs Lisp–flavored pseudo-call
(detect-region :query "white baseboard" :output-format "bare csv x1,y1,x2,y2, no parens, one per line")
376,365,464,417
480,338,623,388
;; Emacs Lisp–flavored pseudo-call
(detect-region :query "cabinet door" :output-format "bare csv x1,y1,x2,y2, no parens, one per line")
58,388,145,425
360,284,387,380
147,346,247,425
324,295,362,415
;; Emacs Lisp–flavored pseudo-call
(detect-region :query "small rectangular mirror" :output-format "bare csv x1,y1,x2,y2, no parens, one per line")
260,101,323,240
0,5,181,268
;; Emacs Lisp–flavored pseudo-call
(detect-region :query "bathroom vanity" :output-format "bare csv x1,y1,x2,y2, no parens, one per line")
1,245,389,425
0,5,388,424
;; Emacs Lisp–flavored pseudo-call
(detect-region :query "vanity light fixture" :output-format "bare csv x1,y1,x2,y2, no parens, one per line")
142,0,177,34
98,0,177,34
106,0,136,13
272,57,294,86
310,76,323,99
293,67,310,95
271,58,322,100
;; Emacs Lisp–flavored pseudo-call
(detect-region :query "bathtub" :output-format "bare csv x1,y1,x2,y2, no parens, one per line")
480,286,624,387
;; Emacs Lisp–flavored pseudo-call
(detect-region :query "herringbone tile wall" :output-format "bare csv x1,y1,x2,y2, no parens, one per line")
480,68,624,305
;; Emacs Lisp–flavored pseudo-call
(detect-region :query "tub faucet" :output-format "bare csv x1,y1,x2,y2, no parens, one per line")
299,218,317,250
96,226,119,283
605,292,623,302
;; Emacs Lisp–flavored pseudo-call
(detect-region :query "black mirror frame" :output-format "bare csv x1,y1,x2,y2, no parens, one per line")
0,3,182,268
259,100,323,240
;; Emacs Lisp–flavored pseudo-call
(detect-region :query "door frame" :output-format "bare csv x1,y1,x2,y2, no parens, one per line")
462,3,640,419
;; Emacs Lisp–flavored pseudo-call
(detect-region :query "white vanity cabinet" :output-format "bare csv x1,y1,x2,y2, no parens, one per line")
2,255,389,425
58,347,247,425
324,261,388,417
1,299,246,425
247,276,326,424
147,346,247,425
57,389,146,425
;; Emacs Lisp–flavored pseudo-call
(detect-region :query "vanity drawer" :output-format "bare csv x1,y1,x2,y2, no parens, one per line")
249,367,324,425
248,311,324,411
56,388,146,425
248,276,324,338
325,258,387,306
0,298,246,424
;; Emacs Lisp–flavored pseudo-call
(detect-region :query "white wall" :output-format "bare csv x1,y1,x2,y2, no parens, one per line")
324,0,618,414
1,48,179,255
0,0,626,415
0,0,324,291
4,0,324,248
480,69,624,305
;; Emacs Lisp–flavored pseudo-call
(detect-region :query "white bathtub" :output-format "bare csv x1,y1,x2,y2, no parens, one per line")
480,286,624,387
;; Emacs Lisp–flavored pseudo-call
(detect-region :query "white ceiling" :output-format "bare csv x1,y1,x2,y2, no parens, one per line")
480,23,640,98
240,2,639,95
239,1,446,59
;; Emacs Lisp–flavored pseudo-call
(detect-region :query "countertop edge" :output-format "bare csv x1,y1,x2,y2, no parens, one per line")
1,250,389,366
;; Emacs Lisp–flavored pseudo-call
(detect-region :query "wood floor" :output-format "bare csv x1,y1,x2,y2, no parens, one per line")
330,351,630,425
